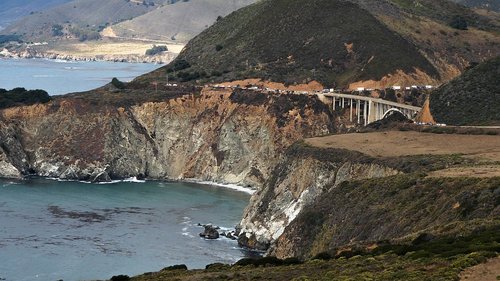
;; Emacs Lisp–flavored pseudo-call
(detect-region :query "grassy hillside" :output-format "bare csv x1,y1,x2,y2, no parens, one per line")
0,0,72,31
139,0,442,88
430,56,500,125
1,0,167,41
453,0,500,12
277,173,499,258
139,0,499,88
107,0,257,43
127,230,498,281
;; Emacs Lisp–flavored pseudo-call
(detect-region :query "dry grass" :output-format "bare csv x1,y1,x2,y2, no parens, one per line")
306,131,500,161
428,165,500,178
46,39,185,56
459,257,500,281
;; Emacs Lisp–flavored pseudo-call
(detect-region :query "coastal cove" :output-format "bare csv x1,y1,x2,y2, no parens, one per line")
0,177,252,281
0,58,160,95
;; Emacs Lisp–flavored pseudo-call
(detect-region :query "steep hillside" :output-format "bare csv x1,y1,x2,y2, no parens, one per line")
106,0,257,43
237,131,500,254
0,87,333,187
273,173,499,259
139,0,500,89
430,56,500,125
453,0,500,12
0,0,72,31
1,0,167,41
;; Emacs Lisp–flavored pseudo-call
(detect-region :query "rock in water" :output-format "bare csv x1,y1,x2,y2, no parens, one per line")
199,225,220,239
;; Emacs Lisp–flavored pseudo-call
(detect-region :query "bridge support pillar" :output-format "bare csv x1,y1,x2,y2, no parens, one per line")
357,100,361,124
350,99,353,122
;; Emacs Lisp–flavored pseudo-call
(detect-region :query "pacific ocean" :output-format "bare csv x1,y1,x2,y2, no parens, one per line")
0,57,160,95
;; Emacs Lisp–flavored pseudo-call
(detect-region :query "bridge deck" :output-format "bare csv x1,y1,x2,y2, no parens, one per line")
322,93,421,111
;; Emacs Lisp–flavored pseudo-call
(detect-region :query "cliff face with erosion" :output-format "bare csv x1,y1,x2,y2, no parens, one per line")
0,88,333,188
238,142,500,259
237,144,400,250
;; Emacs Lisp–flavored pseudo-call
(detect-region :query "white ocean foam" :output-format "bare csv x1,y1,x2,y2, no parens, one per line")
52,59,76,64
97,177,146,185
122,177,147,183
46,176,145,185
191,180,256,195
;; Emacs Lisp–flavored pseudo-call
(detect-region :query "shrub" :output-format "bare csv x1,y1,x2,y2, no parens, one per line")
51,24,64,36
110,275,130,281
449,15,468,30
162,264,188,271
145,45,168,56
312,252,332,260
111,78,125,89
0,88,51,109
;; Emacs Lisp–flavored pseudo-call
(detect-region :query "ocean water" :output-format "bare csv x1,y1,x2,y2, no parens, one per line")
0,58,160,95
0,178,251,281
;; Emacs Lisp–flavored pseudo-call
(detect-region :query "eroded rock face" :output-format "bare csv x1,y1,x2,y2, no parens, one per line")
237,144,399,252
0,88,334,186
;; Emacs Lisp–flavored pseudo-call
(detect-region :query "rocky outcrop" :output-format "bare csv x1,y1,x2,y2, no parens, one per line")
199,225,220,240
0,88,334,186
237,142,500,259
271,175,500,259
0,47,175,64
237,143,399,250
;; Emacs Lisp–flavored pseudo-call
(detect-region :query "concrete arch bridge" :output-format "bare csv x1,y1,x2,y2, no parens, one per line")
318,93,422,126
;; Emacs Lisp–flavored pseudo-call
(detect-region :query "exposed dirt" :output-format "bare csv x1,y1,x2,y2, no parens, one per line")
348,69,438,90
215,79,324,91
460,257,500,281
417,98,436,124
306,131,500,161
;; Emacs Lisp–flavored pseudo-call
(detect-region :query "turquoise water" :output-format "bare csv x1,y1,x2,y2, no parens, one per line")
0,58,160,95
0,178,251,281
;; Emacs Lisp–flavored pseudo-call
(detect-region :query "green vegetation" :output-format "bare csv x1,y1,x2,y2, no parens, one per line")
128,228,498,280
51,24,64,36
0,88,51,109
145,45,168,56
453,0,500,12
0,34,22,44
139,0,439,87
449,15,468,30
277,173,499,259
63,83,200,108
68,26,101,41
111,78,126,89
430,56,500,125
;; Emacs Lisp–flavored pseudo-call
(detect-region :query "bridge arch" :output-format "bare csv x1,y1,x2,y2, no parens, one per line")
382,108,404,119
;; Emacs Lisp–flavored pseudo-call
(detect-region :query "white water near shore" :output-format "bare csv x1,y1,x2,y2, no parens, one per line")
0,177,252,281
185,179,257,195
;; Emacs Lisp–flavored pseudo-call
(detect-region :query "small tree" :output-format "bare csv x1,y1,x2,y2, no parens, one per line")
449,15,468,30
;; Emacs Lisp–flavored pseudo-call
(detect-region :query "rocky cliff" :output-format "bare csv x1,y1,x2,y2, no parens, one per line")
237,143,400,250
236,142,499,258
0,87,333,189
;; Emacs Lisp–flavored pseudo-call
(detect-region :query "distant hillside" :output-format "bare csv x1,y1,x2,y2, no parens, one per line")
452,0,500,12
1,0,168,41
430,56,500,126
107,0,257,43
0,0,72,31
139,0,500,89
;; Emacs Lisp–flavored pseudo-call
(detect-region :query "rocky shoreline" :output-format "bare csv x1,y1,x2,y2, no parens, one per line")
0,47,175,64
